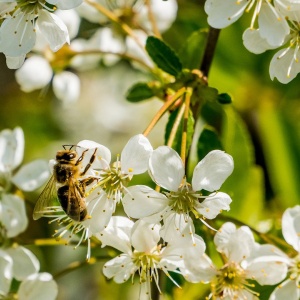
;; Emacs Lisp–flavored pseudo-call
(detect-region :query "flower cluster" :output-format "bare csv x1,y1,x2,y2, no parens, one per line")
7,0,177,103
33,133,236,295
0,127,57,299
3,127,300,299
205,0,300,83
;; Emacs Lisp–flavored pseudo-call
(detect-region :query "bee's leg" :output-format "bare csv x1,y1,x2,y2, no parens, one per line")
80,148,98,176
75,148,89,166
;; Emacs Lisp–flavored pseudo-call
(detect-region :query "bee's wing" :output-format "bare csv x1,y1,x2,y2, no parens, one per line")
33,175,57,220
66,179,83,222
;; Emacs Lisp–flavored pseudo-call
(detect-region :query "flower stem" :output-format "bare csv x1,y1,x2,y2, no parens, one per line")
143,87,186,137
166,103,185,147
145,0,161,38
181,88,193,167
200,26,220,77
84,0,144,49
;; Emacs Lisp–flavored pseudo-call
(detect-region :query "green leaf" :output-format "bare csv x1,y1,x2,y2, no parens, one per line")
126,82,155,102
218,93,232,104
258,103,300,208
220,107,256,218
197,126,223,161
146,36,182,77
178,29,208,70
165,108,195,157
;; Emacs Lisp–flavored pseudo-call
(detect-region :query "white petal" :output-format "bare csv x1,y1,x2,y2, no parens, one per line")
84,191,116,234
37,10,70,52
121,134,153,175
6,246,39,280
55,9,80,39
282,205,300,251
136,0,177,33
96,216,133,254
15,56,52,92
269,279,300,300
180,253,216,283
131,219,160,252
0,15,36,56
160,212,196,245
214,222,255,262
0,194,28,238
0,127,24,172
77,140,111,169
246,257,287,285
75,2,107,24
98,27,124,66
18,273,58,300
0,250,13,296
204,0,248,28
52,71,80,103
56,0,83,10
192,150,234,192
12,159,50,191
122,185,168,219
149,146,184,191
258,2,289,47
162,235,206,271
243,28,275,54
103,255,135,283
195,192,232,219
269,47,300,84
5,55,26,69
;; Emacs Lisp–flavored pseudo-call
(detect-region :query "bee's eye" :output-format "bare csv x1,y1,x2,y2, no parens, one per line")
69,153,75,159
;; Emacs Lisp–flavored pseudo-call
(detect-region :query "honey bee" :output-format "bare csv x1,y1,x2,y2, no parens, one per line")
33,145,98,222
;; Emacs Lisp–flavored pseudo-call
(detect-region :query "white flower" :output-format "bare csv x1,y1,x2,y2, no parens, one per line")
15,55,81,103
0,1,69,67
0,127,50,192
97,216,205,296
0,245,40,295
0,246,57,300
18,272,58,300
75,0,177,68
0,127,49,238
122,147,233,244
269,205,300,300
77,0,177,33
15,56,53,92
184,222,288,299
205,0,289,49
76,134,153,229
269,12,300,84
34,135,152,260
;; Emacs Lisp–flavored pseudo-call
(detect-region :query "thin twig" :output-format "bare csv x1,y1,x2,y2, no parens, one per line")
200,27,220,77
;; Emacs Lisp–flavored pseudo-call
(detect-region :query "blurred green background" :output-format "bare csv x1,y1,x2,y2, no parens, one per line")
1,0,299,299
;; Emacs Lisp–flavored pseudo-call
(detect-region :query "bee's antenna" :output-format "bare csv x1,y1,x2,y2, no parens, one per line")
62,145,84,150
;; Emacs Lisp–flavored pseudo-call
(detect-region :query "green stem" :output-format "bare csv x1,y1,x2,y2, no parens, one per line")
143,87,186,137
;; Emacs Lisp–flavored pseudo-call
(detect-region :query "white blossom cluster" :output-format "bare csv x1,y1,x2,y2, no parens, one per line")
0,127,57,299
0,0,177,103
205,0,300,83
33,133,300,299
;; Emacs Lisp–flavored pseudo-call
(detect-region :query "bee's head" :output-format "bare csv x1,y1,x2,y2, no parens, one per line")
56,150,78,164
